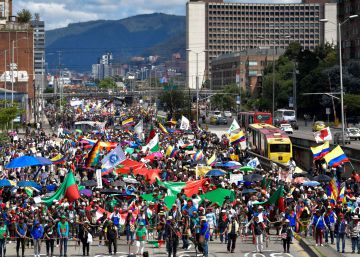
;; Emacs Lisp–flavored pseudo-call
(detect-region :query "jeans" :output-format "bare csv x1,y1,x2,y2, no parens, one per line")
166,239,178,257
325,229,334,244
227,234,237,252
108,239,117,254
59,238,68,256
315,228,323,245
182,235,189,249
46,239,54,256
33,239,41,256
16,238,25,257
336,233,345,252
255,234,263,252
0,239,6,257
201,239,208,257
351,236,360,253
219,227,228,243
126,228,134,242
282,238,290,253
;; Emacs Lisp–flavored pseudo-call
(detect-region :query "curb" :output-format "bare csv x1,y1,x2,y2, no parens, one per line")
295,233,343,257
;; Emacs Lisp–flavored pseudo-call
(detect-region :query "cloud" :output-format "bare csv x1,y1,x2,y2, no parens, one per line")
13,0,302,30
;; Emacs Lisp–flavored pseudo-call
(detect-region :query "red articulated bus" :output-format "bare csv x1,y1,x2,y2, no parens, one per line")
238,111,272,128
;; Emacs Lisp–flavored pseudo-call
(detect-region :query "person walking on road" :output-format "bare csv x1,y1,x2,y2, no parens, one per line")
349,215,360,254
280,219,293,253
312,210,328,246
106,221,118,255
165,216,180,257
57,215,69,257
335,213,347,253
31,220,44,257
78,221,91,256
251,215,265,253
199,217,210,257
44,220,56,257
135,221,148,255
15,217,27,257
225,217,239,253
0,220,8,257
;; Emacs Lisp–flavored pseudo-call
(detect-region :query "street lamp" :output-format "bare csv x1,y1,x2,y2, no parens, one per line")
320,14,359,145
186,49,208,125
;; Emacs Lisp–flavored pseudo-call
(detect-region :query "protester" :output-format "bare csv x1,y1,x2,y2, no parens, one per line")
349,215,360,254
0,220,7,257
135,221,147,255
31,220,44,257
335,213,347,253
15,218,27,257
165,216,179,257
280,219,292,253
57,215,69,257
44,220,56,257
106,221,117,255
225,216,239,253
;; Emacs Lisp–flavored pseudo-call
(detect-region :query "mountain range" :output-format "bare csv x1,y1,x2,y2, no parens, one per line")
45,13,186,73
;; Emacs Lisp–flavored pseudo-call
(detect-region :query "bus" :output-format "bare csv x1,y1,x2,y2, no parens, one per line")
247,123,292,164
274,109,296,125
238,111,272,128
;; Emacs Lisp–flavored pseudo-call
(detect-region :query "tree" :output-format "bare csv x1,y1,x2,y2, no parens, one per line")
17,9,32,23
0,102,22,131
344,94,360,116
159,89,187,117
210,84,238,111
98,77,116,89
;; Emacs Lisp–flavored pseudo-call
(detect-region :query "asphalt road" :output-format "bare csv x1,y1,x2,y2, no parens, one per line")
2,236,309,257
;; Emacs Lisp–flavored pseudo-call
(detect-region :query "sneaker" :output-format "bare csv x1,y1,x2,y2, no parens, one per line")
315,244,318,246
187,245,192,250
320,244,324,246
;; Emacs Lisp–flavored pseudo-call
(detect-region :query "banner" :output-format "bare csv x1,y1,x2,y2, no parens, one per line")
96,169,103,189
229,174,243,184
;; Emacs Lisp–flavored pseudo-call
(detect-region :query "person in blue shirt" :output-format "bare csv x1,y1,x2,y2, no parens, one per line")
110,209,122,238
312,210,328,246
182,200,197,218
31,220,44,257
15,217,27,257
324,207,337,244
57,215,69,257
199,217,210,257
335,213,347,253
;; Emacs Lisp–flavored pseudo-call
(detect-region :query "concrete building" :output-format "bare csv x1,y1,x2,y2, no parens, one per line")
0,0,12,23
186,0,337,89
31,19,45,76
92,52,113,80
338,0,360,62
211,48,286,92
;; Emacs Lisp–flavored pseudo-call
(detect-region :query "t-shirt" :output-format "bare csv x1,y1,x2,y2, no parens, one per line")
135,227,147,241
0,225,7,239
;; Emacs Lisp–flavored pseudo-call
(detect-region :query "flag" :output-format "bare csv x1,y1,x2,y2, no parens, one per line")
165,146,179,158
311,142,330,160
199,188,236,206
143,134,159,153
192,150,204,162
157,178,209,197
328,177,339,200
180,115,190,130
51,154,67,165
324,145,350,167
42,172,80,205
122,118,134,126
207,153,217,166
85,140,101,167
158,123,168,134
227,119,240,134
178,139,194,150
148,240,165,248
101,145,127,170
195,165,212,177
255,185,285,212
247,157,260,168
338,186,346,204
314,127,332,143
134,120,144,140
146,125,156,144
229,131,245,146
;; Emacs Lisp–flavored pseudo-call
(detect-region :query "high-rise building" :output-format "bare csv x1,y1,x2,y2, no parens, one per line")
186,0,337,89
92,52,113,80
338,0,360,62
0,0,12,24
31,18,45,76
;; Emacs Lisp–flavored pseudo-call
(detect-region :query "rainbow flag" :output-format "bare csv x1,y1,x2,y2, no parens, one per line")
166,146,179,158
338,186,346,204
192,150,204,162
85,140,101,167
158,123,168,134
328,177,339,200
207,153,217,167
122,118,134,126
311,142,330,160
229,131,245,146
324,146,350,167
51,154,67,165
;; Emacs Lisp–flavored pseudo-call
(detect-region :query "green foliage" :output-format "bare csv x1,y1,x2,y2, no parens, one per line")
44,87,54,93
17,9,32,23
98,77,117,89
159,89,188,116
0,102,22,131
344,94,360,116
210,84,238,111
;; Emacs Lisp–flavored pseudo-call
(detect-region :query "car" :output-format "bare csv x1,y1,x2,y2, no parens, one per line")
216,116,228,125
210,116,218,125
333,132,351,145
224,111,232,118
346,127,360,140
280,123,293,134
312,121,326,132
213,110,222,118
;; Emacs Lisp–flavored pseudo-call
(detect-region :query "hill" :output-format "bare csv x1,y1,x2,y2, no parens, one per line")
45,13,186,72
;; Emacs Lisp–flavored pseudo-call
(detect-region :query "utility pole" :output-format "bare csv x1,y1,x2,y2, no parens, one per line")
58,50,62,112
4,49,7,107
272,46,276,124
11,40,14,106
292,62,297,120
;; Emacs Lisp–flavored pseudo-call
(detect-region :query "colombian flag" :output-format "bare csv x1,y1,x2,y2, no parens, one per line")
85,140,101,167
324,145,350,167
122,118,134,126
192,150,204,162
311,142,330,160
166,146,179,158
207,153,217,166
159,123,168,134
229,131,245,146
51,154,67,165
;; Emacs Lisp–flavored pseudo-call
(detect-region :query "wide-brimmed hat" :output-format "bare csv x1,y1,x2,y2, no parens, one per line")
353,215,359,220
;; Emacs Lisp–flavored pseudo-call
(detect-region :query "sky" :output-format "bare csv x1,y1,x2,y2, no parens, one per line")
13,0,301,30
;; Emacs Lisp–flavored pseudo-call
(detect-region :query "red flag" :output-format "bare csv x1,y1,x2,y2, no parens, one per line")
146,125,156,144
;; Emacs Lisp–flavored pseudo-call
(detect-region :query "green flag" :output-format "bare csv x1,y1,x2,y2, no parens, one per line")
157,179,186,196
199,188,236,206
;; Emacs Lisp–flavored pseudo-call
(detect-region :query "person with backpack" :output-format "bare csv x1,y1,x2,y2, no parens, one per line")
312,209,328,246
251,215,266,253
280,219,293,253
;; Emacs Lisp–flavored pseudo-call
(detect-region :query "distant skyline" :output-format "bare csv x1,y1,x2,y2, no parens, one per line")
13,0,302,30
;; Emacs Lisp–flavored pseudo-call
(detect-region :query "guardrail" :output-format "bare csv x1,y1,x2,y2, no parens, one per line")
247,150,288,171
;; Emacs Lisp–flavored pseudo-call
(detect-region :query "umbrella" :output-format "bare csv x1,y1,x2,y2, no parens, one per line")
0,179,13,187
5,156,52,169
17,181,42,190
100,188,123,195
239,166,255,172
244,174,263,182
80,180,97,187
112,180,125,187
293,177,310,184
223,161,242,169
313,174,331,183
123,177,139,184
242,188,258,194
80,189,92,197
205,169,226,177
303,181,320,187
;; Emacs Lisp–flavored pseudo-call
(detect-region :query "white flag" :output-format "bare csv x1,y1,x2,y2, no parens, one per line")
314,127,332,143
101,145,126,169
180,115,190,130
134,120,144,140
247,157,260,168
227,119,240,134
143,134,159,153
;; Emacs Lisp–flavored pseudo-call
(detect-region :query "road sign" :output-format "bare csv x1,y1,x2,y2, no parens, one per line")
326,108,330,115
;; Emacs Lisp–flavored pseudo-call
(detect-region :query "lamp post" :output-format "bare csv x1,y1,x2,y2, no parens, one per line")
186,49,207,125
320,14,359,145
